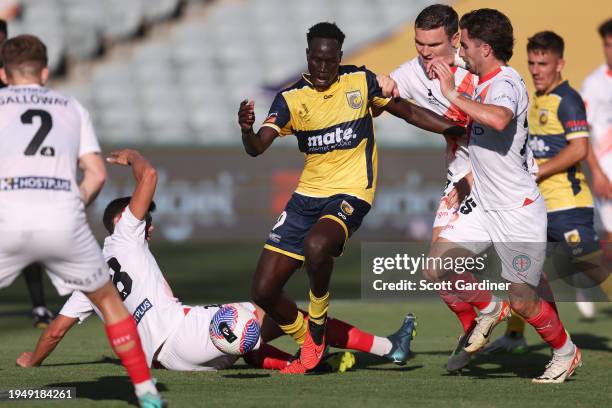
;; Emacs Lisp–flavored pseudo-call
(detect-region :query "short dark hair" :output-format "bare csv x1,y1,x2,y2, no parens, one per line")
460,9,514,62
415,4,459,40
307,22,345,48
527,31,564,58
0,34,48,78
103,197,157,234
0,19,7,37
599,18,612,38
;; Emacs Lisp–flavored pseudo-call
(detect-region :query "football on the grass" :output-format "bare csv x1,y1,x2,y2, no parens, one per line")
209,303,261,355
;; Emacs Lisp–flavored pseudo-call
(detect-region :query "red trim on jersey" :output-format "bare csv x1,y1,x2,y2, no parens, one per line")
443,72,476,126
478,66,502,85
183,307,191,316
607,68,612,78
522,197,534,207
451,66,458,74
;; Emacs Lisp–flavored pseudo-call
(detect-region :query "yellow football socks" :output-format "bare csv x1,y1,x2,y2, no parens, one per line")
308,290,329,325
279,311,307,346
599,275,612,301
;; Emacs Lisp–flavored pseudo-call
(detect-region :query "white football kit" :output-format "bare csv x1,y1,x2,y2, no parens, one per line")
581,64,612,231
0,85,107,294
439,66,547,286
390,57,477,228
59,207,254,370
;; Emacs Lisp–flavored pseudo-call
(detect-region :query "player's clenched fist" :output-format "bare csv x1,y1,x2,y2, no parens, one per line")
376,74,400,98
106,149,142,166
238,100,255,131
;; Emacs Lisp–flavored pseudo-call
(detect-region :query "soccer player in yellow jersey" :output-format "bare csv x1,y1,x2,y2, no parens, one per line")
486,31,611,353
238,22,462,373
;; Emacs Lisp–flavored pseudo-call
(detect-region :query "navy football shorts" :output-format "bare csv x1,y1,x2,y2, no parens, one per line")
264,193,371,261
547,207,600,258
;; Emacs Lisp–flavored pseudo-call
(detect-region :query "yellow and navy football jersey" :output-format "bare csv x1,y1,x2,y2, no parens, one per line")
528,81,593,212
261,65,390,204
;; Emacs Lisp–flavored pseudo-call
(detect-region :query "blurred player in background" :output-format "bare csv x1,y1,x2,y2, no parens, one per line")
16,149,416,373
238,22,462,373
0,19,52,327
486,31,609,353
375,4,482,371
0,35,163,407
582,18,612,261
427,9,581,383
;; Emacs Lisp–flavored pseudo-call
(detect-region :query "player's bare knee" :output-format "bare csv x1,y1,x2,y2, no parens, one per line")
304,234,340,262
250,282,278,309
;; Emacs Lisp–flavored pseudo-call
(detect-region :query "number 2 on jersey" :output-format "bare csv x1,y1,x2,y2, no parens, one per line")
21,109,54,156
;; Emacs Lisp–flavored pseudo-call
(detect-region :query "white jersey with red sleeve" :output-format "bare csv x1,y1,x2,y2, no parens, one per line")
101,207,185,366
468,66,541,211
390,57,476,182
581,64,612,168
0,84,100,230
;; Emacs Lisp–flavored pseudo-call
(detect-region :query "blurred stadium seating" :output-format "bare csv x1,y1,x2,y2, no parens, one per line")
3,0,440,146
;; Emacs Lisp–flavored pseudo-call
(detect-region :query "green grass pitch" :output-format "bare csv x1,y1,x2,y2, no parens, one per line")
0,243,610,407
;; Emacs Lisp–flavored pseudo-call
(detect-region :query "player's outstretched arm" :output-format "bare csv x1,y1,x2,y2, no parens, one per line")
106,149,157,221
238,100,278,157
78,152,106,207
16,314,79,368
431,61,513,132
383,98,465,138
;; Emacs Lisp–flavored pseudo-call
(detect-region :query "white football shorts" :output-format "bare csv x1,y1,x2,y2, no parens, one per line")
156,302,257,371
439,193,547,287
0,221,108,295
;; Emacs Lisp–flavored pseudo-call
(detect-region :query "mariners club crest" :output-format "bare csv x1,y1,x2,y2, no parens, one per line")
538,109,548,125
345,90,363,109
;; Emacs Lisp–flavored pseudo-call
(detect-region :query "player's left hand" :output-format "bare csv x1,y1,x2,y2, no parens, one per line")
16,351,35,368
446,172,473,209
431,61,456,100
107,149,139,166
424,56,454,80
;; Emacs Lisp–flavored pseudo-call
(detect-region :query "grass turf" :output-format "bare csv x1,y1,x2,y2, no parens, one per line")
0,243,610,407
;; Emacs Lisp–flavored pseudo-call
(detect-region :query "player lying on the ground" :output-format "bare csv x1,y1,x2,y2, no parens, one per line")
16,149,417,372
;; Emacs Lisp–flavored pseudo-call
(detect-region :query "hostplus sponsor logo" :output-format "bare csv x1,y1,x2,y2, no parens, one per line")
133,298,153,324
0,176,70,191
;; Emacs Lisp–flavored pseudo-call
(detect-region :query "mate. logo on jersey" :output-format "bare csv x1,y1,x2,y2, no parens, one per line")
345,90,363,109
307,126,357,150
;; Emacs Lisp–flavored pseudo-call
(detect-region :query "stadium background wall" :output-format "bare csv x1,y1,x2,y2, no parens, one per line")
90,147,448,243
